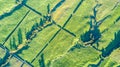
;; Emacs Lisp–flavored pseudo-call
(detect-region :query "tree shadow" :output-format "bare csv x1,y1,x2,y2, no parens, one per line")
96,15,111,26
114,16,120,24
102,30,120,57
50,0,65,13
39,53,45,67
81,26,101,45
0,0,27,20
80,2,111,46
16,45,30,54
88,30,120,67
2,10,30,45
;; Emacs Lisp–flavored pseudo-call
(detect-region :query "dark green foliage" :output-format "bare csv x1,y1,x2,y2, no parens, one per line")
35,23,39,28
39,54,45,67
17,28,23,44
102,31,120,57
10,38,12,49
117,65,120,67
80,3,102,45
47,61,51,67
0,58,3,65
81,27,101,44
10,37,17,50
12,37,17,50
26,18,46,40
31,23,38,31
81,31,91,42
26,31,32,40
40,18,44,26
47,4,50,14
31,22,39,32
91,27,101,41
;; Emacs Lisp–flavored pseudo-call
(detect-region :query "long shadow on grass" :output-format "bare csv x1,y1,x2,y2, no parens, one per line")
30,0,84,63
31,14,74,63
81,3,111,46
96,15,111,26
0,0,27,20
88,30,120,66
39,54,45,67
50,0,65,13
114,16,120,24
102,30,120,57
2,10,30,45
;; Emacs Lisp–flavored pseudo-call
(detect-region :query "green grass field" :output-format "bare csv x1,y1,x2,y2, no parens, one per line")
0,0,120,67
0,0,18,15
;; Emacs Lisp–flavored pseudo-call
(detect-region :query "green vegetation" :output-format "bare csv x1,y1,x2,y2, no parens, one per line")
0,0,17,15
0,0,120,67
51,47,100,67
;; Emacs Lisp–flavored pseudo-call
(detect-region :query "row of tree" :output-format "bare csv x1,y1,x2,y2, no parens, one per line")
9,17,52,50
26,16,53,41
80,3,101,45
26,18,46,40
10,28,23,50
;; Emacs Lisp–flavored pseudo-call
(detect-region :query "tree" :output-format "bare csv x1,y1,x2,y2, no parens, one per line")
12,37,17,50
102,31,120,57
47,4,50,14
35,22,39,28
39,54,45,67
81,26,101,45
39,18,44,26
10,38,12,50
26,31,32,40
18,28,23,44
31,24,36,31
9,37,17,50
80,3,102,45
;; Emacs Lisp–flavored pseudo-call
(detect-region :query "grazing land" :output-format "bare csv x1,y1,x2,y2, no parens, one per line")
0,0,120,67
